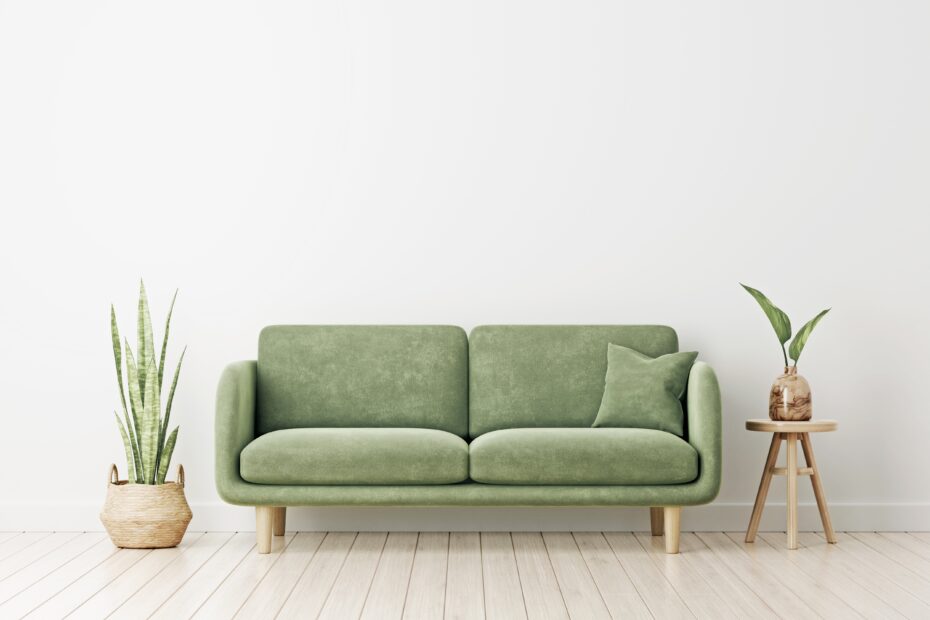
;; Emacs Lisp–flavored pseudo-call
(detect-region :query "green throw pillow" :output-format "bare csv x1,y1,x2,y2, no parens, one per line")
592,344,698,436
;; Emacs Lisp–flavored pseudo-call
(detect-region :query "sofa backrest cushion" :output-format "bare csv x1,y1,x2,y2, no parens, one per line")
468,325,679,437
257,326,469,436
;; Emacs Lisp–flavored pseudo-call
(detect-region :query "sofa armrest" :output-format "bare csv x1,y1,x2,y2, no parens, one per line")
215,360,257,504
685,361,723,502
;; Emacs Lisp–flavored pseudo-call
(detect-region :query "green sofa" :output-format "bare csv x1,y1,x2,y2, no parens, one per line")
215,325,722,554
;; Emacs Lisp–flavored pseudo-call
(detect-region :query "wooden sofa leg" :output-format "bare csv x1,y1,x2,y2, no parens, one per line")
664,506,681,554
273,507,286,536
650,507,664,536
256,507,273,554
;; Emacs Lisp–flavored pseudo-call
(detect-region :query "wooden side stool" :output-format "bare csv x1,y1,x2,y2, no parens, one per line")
744,419,838,550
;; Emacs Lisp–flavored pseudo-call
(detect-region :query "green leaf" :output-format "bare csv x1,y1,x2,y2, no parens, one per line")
110,305,128,417
741,284,792,344
789,308,830,363
112,307,142,481
157,290,178,391
137,280,154,396
127,418,143,483
120,400,143,483
114,412,136,483
141,358,160,483
124,341,144,447
156,347,185,476
156,426,179,484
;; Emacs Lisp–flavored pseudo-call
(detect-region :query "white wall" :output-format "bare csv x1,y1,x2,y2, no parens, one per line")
1,0,928,532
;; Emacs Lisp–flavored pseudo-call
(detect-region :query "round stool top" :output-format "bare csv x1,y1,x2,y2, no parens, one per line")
746,419,838,433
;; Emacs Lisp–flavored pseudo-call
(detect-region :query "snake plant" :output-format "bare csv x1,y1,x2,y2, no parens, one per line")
111,281,186,484
740,283,830,367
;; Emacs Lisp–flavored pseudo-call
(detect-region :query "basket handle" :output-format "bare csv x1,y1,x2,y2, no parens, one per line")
176,464,185,487
108,464,119,485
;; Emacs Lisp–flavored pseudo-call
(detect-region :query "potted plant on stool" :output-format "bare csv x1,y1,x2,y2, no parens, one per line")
740,283,830,421
100,281,191,548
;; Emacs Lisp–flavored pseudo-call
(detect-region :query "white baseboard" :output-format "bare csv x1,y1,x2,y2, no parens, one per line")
2,502,928,532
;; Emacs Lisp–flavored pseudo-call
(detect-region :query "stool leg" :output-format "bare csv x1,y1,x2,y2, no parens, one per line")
786,433,799,550
801,433,837,543
746,433,782,542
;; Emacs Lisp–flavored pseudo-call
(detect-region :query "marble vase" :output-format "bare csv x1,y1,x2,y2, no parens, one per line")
769,366,812,421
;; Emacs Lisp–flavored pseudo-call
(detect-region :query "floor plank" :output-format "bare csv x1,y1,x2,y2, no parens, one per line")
276,531,357,619
541,532,608,619
481,533,527,620
854,532,930,577
604,532,693,619
24,547,152,619
511,532,568,620
0,533,105,605
360,532,418,620
635,532,737,619
318,532,388,620
0,537,118,618
0,533,51,563
676,533,777,619
724,532,861,619
8,530,930,620
150,532,255,619
445,532,485,620
573,532,652,619
402,532,449,620
235,531,325,619
823,533,930,606
759,532,904,619
696,532,818,619
797,532,930,619
0,533,73,580
882,533,930,562
0,533,26,552
74,532,229,620
192,532,294,619
105,532,232,619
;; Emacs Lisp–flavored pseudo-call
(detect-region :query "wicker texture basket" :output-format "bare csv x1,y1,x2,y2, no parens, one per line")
100,464,192,548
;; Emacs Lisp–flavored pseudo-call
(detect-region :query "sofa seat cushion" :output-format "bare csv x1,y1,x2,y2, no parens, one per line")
469,428,698,485
240,428,469,485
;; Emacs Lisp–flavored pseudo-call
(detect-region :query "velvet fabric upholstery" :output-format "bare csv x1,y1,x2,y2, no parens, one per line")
257,326,468,436
215,482,722,506
593,345,698,436
468,325,679,437
215,360,258,505
469,428,697,485
240,428,469,485
215,330,722,508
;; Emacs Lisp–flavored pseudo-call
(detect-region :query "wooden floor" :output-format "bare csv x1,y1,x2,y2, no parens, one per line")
1,531,929,619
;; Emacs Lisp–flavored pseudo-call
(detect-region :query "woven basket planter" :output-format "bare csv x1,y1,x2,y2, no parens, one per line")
100,464,192,549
